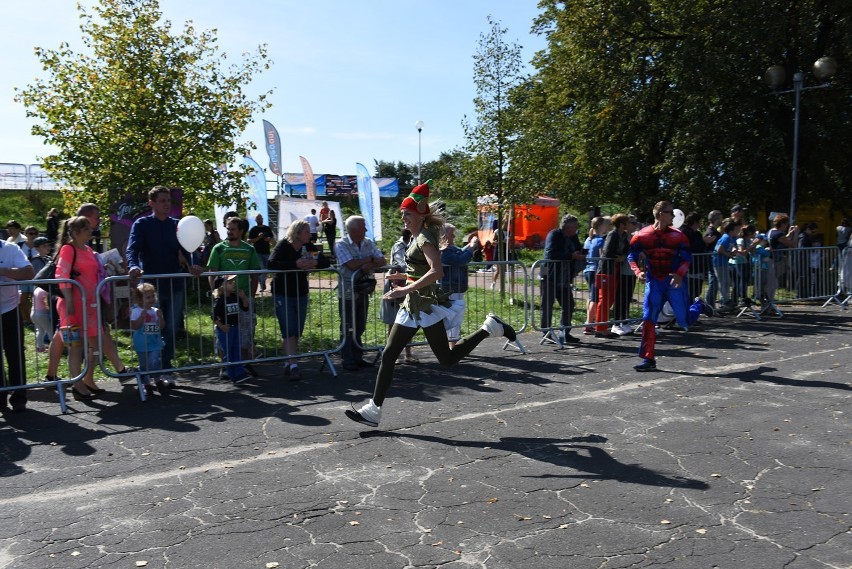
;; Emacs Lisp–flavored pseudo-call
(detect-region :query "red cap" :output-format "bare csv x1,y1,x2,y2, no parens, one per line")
400,179,431,214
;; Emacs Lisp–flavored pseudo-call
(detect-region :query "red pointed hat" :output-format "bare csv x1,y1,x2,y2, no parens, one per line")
400,179,432,214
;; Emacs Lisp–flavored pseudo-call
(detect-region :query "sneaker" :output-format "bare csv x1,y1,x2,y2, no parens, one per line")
288,366,301,381
143,382,157,396
583,327,595,335
489,282,496,290
611,324,628,336
157,375,176,389
345,399,382,427
634,359,657,372
694,297,715,317
244,363,259,378
219,368,230,381
482,313,517,341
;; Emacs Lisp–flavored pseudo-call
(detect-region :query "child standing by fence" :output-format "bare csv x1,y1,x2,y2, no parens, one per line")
212,274,250,384
130,283,167,394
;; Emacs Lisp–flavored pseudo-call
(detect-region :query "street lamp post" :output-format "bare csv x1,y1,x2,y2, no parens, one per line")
764,57,837,225
415,120,424,185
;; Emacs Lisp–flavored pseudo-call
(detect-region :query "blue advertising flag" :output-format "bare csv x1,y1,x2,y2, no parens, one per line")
356,163,377,241
262,120,282,177
243,155,269,229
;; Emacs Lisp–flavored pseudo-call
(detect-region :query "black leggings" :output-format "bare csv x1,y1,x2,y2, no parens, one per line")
372,321,489,406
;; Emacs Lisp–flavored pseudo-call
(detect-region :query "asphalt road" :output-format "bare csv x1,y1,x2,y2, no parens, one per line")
1,306,850,569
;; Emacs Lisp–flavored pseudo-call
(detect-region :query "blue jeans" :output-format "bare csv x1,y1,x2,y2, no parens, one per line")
705,268,718,307
714,264,732,305
136,349,162,384
275,295,308,339
215,325,245,380
257,253,270,290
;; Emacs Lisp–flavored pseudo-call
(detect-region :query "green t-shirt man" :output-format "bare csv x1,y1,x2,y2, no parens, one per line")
207,239,261,293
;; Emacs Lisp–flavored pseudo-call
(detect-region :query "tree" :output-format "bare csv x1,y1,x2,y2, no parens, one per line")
15,0,272,212
516,0,850,217
462,17,536,269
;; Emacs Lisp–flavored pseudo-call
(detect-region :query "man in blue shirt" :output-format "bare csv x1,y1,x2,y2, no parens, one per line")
126,186,204,379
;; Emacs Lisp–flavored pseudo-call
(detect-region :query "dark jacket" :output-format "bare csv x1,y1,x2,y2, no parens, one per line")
598,229,629,275
268,241,330,297
542,228,581,285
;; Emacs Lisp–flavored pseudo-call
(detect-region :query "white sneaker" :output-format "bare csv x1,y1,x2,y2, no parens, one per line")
481,314,503,337
481,313,517,341
345,399,382,427
612,323,633,336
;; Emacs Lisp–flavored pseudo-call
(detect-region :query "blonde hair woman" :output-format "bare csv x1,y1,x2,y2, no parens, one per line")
345,181,516,428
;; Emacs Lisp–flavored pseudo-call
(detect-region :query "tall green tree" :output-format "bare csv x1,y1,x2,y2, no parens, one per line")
15,0,272,211
462,16,537,268
461,17,533,204
515,0,850,217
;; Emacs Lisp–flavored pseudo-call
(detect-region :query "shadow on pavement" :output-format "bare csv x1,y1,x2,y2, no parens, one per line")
361,431,708,489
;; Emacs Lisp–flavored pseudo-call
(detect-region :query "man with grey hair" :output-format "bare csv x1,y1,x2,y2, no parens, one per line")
335,216,386,371
540,214,585,344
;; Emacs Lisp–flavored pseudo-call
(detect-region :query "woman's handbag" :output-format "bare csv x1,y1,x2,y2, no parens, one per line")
34,245,77,295
352,270,377,296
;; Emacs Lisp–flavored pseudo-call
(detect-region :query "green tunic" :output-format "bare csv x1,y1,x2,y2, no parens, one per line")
400,226,452,319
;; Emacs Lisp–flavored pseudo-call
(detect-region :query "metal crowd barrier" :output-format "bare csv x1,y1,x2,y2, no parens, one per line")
1,278,91,414
529,258,644,346
4,246,848,414
96,268,345,401
348,260,528,360
823,246,852,309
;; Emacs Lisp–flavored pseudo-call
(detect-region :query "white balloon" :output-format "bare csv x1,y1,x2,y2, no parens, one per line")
672,208,685,229
177,215,206,252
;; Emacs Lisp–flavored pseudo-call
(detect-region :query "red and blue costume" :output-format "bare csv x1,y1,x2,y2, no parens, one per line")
628,225,704,363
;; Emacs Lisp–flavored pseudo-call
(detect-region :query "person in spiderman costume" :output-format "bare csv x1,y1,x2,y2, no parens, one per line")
628,201,713,372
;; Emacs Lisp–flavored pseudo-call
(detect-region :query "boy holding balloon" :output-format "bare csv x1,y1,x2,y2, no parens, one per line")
126,186,205,381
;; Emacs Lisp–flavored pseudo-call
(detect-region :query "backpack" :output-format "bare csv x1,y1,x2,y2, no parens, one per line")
34,244,77,296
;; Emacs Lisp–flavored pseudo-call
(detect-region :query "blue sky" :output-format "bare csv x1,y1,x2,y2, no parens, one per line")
0,0,548,177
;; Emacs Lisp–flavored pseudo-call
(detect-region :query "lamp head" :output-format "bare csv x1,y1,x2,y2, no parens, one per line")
813,56,837,80
764,65,786,89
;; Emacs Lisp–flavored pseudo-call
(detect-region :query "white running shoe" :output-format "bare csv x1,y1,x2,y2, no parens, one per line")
481,313,517,341
612,323,634,336
345,399,382,427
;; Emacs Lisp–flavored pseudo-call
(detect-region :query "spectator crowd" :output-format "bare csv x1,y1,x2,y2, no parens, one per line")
1,192,849,413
